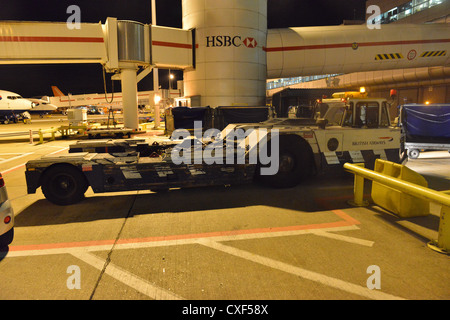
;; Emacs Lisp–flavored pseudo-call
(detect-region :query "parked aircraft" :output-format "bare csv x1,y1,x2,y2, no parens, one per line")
49,86,157,110
0,90,34,124
27,97,58,116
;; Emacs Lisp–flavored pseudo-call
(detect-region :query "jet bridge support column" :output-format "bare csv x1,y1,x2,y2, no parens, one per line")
120,64,139,130
113,20,151,130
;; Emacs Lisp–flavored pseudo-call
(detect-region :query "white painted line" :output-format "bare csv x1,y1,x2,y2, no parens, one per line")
312,230,374,247
86,225,363,252
87,239,199,252
0,153,28,155
6,246,114,258
2,162,28,175
197,239,405,300
71,251,184,300
0,152,33,165
2,147,68,175
47,147,69,155
203,225,363,243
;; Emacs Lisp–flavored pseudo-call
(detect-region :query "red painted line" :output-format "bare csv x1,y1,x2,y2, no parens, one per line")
152,40,198,49
358,39,450,47
0,36,104,43
8,209,360,252
93,95,122,100
116,219,356,246
331,209,361,226
1,163,26,175
264,38,450,52
265,43,349,52
90,93,147,101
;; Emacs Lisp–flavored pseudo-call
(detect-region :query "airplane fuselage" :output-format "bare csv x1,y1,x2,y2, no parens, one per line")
0,90,34,122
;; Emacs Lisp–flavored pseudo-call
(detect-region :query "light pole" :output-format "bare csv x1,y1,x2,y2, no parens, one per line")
169,72,174,90
152,0,160,129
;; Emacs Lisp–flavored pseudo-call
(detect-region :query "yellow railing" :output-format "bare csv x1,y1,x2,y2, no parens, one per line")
36,124,98,143
344,159,450,254
37,128,57,144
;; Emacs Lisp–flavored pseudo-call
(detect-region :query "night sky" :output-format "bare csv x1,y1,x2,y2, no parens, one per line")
0,0,367,98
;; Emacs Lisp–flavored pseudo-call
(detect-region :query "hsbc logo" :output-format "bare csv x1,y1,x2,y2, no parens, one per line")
206,36,258,48
243,37,257,48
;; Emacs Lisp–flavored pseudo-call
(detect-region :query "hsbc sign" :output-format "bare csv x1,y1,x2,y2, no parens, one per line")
206,36,258,48
242,37,257,48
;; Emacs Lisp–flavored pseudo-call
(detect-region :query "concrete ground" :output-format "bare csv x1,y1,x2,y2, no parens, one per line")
0,116,448,302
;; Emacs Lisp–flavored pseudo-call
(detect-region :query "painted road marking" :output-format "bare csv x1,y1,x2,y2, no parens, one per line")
3,203,385,299
5,224,376,300
1,147,68,175
197,239,404,300
7,209,362,254
71,251,183,300
6,225,364,257
0,152,33,165
312,230,374,247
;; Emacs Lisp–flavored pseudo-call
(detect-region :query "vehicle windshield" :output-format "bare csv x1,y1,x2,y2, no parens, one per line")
323,105,345,125
343,101,381,128
315,102,345,126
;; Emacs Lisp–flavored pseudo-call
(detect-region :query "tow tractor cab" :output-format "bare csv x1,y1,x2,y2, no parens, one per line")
255,90,402,185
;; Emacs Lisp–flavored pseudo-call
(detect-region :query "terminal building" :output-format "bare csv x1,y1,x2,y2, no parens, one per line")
267,0,450,112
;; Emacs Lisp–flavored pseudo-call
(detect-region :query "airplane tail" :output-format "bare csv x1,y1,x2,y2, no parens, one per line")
51,86,65,97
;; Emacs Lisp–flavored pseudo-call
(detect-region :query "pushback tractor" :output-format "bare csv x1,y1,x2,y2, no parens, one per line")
25,94,403,205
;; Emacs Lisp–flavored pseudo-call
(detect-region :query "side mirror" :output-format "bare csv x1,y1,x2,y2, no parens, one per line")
314,111,320,119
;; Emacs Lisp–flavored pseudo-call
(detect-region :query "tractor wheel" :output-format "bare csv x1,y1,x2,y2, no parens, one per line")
257,136,313,188
41,165,89,205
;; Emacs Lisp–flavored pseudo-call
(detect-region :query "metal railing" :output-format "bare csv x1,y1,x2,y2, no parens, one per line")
344,160,450,254
37,128,57,144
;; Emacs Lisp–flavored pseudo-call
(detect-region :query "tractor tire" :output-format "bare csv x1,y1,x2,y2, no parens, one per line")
257,135,312,188
41,165,89,205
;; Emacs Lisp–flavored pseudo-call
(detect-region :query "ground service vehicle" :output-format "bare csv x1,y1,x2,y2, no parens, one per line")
25,93,402,205
0,173,14,248
399,103,450,159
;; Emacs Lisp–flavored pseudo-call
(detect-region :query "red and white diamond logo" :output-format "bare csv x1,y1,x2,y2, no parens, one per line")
243,37,257,48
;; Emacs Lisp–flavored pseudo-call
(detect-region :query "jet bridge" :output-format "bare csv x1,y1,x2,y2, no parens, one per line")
0,18,195,130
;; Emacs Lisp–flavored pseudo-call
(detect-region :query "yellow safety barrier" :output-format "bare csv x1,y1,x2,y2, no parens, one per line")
344,159,450,255
372,159,429,218
139,122,154,131
35,124,92,143
347,163,369,207
58,125,88,138
37,127,57,144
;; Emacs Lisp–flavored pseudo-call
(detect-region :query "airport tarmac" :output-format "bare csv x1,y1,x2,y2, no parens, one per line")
0,116,449,302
